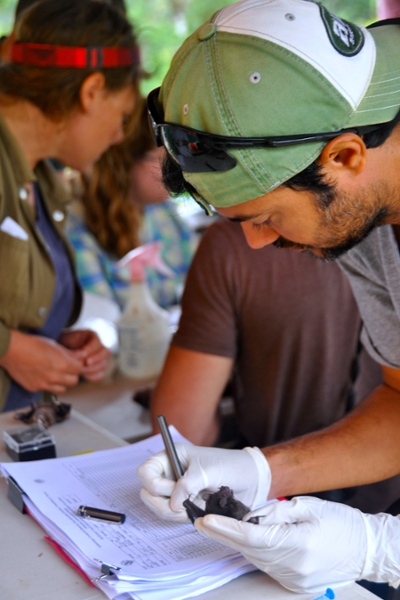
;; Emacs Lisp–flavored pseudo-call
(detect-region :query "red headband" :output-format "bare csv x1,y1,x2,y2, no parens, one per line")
10,42,140,68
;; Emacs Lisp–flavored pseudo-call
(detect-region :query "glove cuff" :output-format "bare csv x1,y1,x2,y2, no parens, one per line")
243,447,271,508
360,512,400,586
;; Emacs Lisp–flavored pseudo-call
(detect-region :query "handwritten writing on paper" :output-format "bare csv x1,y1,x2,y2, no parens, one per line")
3,433,237,576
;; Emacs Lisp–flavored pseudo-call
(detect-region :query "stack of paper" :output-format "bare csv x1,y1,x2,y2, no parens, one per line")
1,429,256,600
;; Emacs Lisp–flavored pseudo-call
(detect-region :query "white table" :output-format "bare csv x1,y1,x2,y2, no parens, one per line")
0,409,379,600
63,370,154,443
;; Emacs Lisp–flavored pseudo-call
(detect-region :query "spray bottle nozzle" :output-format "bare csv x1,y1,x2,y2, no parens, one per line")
116,242,174,282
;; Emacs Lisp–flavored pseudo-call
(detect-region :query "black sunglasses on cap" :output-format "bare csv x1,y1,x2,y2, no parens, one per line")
148,87,400,216
147,86,391,174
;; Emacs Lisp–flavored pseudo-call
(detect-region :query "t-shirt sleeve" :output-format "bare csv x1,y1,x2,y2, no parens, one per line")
172,221,238,359
339,227,400,369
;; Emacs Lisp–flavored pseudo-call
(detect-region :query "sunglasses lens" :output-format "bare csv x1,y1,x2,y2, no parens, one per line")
161,125,237,173
147,88,237,173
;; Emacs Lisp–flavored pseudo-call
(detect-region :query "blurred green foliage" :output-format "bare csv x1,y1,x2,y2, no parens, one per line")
0,0,16,35
0,0,377,95
126,0,236,95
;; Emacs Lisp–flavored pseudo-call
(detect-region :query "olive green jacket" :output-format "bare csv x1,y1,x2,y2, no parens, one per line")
0,112,82,408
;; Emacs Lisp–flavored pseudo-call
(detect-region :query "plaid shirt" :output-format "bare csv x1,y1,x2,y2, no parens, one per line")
66,201,198,309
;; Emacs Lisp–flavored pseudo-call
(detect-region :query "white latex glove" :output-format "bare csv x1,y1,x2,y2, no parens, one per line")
136,443,270,523
194,496,400,594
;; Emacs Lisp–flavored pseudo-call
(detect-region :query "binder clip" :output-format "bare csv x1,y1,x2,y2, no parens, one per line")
92,560,121,582
7,476,26,513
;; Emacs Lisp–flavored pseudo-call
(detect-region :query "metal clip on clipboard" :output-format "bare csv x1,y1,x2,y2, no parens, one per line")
92,559,121,582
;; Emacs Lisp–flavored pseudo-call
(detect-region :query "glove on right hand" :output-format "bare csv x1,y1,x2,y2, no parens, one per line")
136,443,270,522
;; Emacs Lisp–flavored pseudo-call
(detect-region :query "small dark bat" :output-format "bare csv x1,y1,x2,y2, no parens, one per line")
183,486,259,524
183,498,206,523
15,398,71,427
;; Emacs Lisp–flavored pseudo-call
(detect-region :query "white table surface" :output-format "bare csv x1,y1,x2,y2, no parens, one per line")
0,409,379,600
62,370,154,443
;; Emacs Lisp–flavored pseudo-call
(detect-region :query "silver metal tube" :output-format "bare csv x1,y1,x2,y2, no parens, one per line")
156,415,184,480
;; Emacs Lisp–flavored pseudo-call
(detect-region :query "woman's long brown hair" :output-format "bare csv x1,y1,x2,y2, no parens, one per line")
81,98,156,258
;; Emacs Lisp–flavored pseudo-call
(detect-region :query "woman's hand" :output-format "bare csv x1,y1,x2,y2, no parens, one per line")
0,330,84,393
59,329,110,381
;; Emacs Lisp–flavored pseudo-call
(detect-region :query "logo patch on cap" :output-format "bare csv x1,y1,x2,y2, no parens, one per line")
319,5,364,56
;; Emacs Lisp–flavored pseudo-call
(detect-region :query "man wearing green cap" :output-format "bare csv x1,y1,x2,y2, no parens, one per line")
137,0,400,595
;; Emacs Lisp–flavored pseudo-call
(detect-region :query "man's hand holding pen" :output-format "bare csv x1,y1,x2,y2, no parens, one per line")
136,443,271,523
137,426,398,595
136,439,391,596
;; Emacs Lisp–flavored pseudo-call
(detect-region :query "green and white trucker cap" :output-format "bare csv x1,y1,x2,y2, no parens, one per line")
160,0,400,208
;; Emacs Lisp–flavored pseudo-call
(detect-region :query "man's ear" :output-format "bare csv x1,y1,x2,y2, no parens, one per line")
79,72,107,114
317,133,367,176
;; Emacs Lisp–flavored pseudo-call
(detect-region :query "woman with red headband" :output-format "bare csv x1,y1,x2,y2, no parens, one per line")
0,0,140,411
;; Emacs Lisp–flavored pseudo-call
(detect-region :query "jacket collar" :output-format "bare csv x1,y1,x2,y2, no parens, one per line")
0,110,36,187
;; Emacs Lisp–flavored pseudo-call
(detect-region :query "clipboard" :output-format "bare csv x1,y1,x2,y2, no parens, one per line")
6,475,119,585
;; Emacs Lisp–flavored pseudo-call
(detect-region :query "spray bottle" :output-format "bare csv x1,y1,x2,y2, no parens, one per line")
116,242,173,379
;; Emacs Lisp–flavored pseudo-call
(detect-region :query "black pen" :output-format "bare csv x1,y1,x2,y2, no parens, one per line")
77,505,126,524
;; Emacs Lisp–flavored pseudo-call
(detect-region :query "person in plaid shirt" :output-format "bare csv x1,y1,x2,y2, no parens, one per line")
66,100,197,310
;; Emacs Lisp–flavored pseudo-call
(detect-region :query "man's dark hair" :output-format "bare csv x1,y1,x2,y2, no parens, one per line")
162,111,400,206
162,153,199,199
285,111,400,197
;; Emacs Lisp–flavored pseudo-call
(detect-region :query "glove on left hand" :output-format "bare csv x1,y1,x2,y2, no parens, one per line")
195,496,370,594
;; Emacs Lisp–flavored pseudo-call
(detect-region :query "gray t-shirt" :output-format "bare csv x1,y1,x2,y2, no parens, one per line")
339,225,400,368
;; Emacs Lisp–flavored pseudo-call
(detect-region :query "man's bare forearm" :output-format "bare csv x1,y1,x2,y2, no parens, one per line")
150,346,233,446
265,383,400,499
